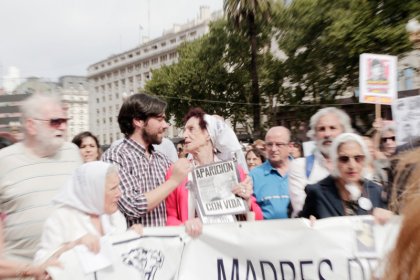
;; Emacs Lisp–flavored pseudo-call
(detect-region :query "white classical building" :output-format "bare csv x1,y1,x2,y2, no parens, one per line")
59,76,89,140
9,76,89,141
87,7,221,145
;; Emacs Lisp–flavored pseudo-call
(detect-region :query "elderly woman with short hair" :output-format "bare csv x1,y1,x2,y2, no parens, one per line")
300,133,387,219
165,108,263,236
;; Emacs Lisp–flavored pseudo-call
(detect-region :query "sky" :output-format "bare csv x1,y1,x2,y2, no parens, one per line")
0,0,223,84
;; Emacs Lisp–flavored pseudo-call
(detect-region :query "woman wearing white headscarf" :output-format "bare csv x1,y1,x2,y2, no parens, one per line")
300,133,387,219
34,161,142,263
165,108,263,237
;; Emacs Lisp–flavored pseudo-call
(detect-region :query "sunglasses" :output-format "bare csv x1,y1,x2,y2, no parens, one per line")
338,155,365,164
381,136,395,143
34,118,69,128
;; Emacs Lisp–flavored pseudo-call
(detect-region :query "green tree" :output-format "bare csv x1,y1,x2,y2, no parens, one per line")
276,0,418,105
224,0,272,138
145,20,251,130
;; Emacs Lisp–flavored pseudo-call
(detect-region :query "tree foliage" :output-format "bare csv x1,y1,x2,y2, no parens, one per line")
224,0,273,137
145,20,253,129
146,0,419,137
276,0,418,104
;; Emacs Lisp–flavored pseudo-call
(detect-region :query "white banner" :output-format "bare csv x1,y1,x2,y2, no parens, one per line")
48,216,401,280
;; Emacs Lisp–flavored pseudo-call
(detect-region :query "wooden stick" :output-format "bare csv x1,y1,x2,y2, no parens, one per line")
375,104,381,119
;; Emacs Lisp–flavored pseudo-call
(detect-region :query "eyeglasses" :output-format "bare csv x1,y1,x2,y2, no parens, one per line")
381,136,395,143
292,143,301,148
34,118,69,128
266,142,289,149
338,155,365,164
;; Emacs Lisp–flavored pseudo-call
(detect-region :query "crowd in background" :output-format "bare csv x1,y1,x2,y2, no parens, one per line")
0,92,419,279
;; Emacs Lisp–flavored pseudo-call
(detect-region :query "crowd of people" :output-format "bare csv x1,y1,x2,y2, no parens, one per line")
0,92,418,279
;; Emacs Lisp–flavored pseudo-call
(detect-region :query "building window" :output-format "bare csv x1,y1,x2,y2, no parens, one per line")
190,31,197,37
403,68,414,90
180,34,186,40
151,58,158,65
161,42,167,47
170,38,176,44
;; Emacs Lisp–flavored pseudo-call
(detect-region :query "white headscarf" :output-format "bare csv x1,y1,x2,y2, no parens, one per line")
54,161,114,215
203,114,248,173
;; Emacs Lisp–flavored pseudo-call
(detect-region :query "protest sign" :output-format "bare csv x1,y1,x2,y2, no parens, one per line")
191,160,248,222
392,94,420,145
359,53,397,105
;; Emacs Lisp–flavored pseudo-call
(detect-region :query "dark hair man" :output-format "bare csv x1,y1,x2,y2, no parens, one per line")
102,93,190,227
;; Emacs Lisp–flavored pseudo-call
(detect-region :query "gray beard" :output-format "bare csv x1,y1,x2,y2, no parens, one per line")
36,137,63,157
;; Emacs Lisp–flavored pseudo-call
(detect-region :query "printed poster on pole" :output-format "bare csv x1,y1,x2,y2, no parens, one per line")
359,53,397,105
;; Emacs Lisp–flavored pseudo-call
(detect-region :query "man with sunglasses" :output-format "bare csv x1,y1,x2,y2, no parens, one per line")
0,93,82,263
288,107,353,218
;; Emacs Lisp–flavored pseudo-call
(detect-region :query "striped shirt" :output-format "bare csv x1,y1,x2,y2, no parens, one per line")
0,142,82,262
102,138,171,227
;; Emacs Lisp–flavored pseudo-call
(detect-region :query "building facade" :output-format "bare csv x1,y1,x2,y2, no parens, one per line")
87,7,221,145
59,76,89,140
0,76,89,141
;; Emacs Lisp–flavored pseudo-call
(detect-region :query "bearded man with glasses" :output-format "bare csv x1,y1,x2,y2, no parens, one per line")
0,93,82,264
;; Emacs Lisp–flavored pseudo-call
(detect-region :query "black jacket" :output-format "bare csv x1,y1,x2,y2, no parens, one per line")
300,175,386,219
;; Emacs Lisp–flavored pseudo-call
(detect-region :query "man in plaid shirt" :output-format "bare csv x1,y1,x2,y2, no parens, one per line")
102,93,191,227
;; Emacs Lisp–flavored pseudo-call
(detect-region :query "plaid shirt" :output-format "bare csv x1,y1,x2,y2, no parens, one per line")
102,138,171,227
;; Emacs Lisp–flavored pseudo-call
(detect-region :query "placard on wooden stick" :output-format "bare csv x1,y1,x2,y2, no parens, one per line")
359,54,397,111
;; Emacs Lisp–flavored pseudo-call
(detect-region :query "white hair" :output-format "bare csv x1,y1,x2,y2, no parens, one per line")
380,123,396,137
329,133,371,178
20,93,62,120
307,107,353,140
106,164,119,177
